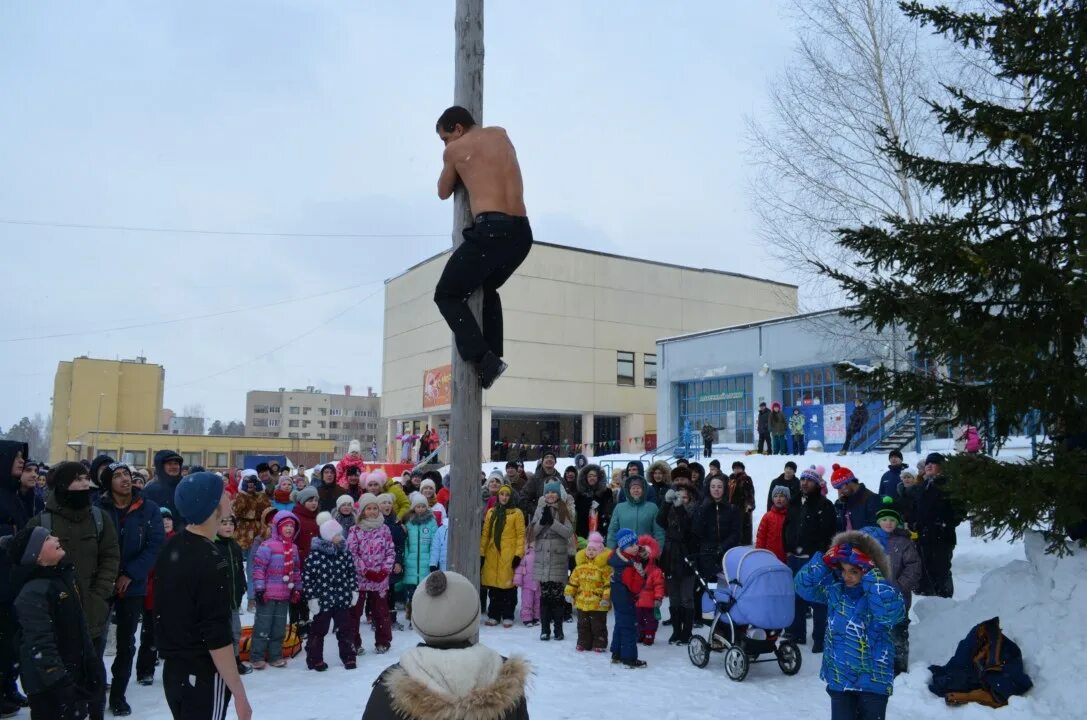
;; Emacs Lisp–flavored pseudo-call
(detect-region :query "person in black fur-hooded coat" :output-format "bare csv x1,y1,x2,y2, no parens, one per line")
362,570,530,720
574,463,613,539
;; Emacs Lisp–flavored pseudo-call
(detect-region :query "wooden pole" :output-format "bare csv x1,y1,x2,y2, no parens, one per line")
446,0,484,595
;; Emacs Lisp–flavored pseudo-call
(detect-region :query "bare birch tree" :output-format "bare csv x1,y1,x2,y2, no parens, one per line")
747,0,951,307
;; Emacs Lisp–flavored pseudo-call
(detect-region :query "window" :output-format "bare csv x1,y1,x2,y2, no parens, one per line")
302,433,310,438
288,420,300,428
289,406,301,414
123,450,146,467
302,407,311,415
97,449,118,460
318,408,327,416
181,452,202,466
318,420,326,429
676,374,754,445
252,418,269,427
288,432,299,439
318,433,326,439
269,406,280,413
268,418,281,427
329,421,339,429
253,405,268,414
644,354,657,388
209,452,228,467
330,408,343,416
617,351,635,386
302,420,311,428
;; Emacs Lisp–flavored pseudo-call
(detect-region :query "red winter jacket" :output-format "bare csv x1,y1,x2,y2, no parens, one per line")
292,503,320,563
632,535,665,609
336,453,368,488
756,505,788,562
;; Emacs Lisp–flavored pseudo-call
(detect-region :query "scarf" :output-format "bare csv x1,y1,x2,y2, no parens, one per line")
489,502,509,551
273,487,292,505
410,509,434,525
356,515,385,531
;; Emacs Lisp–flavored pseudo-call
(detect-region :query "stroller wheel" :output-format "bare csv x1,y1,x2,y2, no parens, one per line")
688,635,710,668
776,640,803,676
724,646,749,682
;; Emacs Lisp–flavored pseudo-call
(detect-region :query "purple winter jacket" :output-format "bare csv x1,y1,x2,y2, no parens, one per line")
253,510,302,601
347,522,396,596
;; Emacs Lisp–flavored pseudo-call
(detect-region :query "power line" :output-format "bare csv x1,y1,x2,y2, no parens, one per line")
1,280,382,342
169,286,383,389
0,218,447,239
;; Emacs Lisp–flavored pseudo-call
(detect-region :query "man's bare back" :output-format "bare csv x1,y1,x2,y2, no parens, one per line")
438,126,526,218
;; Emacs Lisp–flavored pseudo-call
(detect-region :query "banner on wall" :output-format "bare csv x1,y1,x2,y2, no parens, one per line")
422,365,452,409
823,403,846,444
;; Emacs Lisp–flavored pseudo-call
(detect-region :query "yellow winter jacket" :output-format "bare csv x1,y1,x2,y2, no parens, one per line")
564,548,612,612
480,505,526,589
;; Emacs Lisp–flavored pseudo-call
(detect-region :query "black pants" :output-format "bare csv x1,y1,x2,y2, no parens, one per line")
109,595,144,705
792,434,805,455
30,691,89,720
89,635,107,720
576,610,608,650
842,429,856,453
163,659,232,720
828,688,888,720
918,542,955,598
757,431,770,453
703,440,713,457
136,607,157,680
485,587,517,621
0,603,18,697
433,214,533,363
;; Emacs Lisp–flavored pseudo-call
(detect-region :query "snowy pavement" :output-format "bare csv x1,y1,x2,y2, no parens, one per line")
119,449,1077,719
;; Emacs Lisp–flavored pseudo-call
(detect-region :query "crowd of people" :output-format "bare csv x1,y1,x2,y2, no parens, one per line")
0,432,964,720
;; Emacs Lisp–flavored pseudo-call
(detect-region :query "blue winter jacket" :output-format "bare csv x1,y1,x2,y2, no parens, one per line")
834,484,882,532
403,511,438,586
429,523,449,571
795,530,905,696
141,450,185,528
96,490,165,597
878,465,903,499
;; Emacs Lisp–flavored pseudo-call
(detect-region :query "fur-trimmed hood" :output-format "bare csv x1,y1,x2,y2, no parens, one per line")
830,529,892,580
576,464,609,497
380,645,530,720
647,460,672,486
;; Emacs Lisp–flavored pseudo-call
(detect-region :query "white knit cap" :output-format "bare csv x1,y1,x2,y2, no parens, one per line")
410,491,428,509
412,571,480,647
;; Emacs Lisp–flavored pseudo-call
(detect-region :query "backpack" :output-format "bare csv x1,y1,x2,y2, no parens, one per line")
39,506,106,540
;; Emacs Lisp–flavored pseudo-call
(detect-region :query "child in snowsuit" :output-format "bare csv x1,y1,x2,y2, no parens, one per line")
378,492,407,630
633,535,665,645
214,514,250,674
5,527,102,720
347,493,396,654
608,528,648,668
864,497,922,675
795,530,905,720
251,510,302,669
514,535,540,626
303,519,359,670
402,492,438,625
564,532,611,652
756,486,790,562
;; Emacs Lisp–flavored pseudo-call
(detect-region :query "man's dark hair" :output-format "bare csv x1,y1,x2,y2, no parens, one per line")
436,106,476,133
505,461,518,470
785,461,797,471
732,461,746,471
759,402,767,407
889,449,903,461
255,462,271,474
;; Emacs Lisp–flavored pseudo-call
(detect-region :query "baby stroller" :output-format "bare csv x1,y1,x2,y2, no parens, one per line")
687,547,802,681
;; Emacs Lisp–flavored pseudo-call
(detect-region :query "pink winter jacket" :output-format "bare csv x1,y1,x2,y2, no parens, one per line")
252,511,302,601
513,543,539,590
347,522,396,596
336,453,368,488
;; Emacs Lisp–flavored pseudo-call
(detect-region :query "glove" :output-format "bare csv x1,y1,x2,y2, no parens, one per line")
512,556,521,569
255,590,266,606
430,565,439,573
290,590,301,605
540,507,553,526
350,592,359,607
364,570,389,582
308,599,320,616
665,489,678,506
823,545,845,569
654,599,662,609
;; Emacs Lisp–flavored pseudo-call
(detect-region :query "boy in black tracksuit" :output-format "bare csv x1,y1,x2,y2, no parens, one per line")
783,467,837,652
4,526,102,720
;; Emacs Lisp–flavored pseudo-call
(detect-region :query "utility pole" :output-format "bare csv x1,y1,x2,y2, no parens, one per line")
446,0,484,595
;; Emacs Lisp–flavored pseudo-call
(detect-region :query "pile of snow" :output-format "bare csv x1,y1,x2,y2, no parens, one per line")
122,447,1081,718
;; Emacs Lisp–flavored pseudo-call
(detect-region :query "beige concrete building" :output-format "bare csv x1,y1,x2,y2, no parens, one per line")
245,386,384,458
382,242,797,462
49,356,164,463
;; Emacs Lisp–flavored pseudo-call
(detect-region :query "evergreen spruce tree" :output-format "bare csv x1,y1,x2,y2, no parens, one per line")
819,0,1087,551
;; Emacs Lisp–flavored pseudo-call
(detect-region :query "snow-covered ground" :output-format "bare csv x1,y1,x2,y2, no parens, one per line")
121,449,1078,719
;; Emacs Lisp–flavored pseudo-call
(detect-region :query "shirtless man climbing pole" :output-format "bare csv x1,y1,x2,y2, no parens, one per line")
433,105,532,389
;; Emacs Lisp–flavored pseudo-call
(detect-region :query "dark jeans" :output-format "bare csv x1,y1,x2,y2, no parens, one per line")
163,658,231,720
842,429,857,453
918,542,955,598
109,595,144,704
433,214,533,363
90,634,107,720
757,431,771,453
828,689,889,720
0,603,18,696
352,591,392,649
703,440,713,457
136,607,157,680
576,610,608,650
788,555,827,644
792,434,805,455
485,587,517,621
250,599,289,663
772,434,787,455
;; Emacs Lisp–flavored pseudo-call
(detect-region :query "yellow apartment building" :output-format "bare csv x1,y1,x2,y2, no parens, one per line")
69,431,336,471
49,356,164,463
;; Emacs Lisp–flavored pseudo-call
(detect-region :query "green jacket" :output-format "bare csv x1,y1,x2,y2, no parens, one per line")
606,476,666,551
26,492,120,640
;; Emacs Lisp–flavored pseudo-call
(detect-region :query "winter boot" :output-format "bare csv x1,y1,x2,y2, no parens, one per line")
667,606,681,644
539,604,551,641
552,604,565,641
676,608,693,645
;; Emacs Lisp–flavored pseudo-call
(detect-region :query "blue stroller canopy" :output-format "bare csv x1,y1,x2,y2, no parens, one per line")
714,547,795,629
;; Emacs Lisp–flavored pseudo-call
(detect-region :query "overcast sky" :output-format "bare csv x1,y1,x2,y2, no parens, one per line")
1,1,795,426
